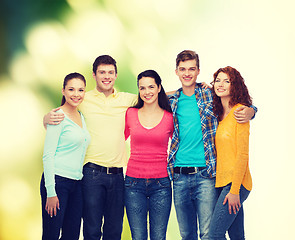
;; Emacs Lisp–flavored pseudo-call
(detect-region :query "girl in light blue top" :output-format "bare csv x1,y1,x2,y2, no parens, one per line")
40,72,90,240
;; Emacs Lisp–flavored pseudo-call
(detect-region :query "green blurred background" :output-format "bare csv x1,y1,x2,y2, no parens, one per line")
0,0,294,239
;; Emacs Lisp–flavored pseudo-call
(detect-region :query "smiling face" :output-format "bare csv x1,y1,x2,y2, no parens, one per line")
93,64,117,97
214,72,231,99
62,78,86,108
138,77,161,106
175,59,200,89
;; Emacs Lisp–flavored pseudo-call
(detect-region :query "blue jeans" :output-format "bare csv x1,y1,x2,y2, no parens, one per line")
82,165,124,240
125,176,172,240
173,169,218,240
208,184,250,240
40,174,83,240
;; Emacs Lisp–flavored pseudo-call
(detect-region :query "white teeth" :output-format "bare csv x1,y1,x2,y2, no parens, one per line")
145,95,153,100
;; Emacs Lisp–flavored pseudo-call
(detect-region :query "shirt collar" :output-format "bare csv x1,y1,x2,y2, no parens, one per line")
93,88,118,98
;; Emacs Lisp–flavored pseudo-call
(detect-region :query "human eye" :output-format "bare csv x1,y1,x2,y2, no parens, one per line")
215,79,220,82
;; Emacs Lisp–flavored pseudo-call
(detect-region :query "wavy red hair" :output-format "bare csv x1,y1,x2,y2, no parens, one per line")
211,66,252,121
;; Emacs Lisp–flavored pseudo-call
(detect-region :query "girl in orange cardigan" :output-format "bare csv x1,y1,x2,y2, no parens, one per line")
209,66,253,240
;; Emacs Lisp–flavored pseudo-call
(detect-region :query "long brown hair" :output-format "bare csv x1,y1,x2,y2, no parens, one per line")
212,66,252,121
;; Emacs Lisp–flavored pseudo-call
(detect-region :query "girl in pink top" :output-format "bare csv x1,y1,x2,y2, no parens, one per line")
124,70,174,240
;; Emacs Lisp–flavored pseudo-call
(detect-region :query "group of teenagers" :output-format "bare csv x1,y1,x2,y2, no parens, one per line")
41,50,257,240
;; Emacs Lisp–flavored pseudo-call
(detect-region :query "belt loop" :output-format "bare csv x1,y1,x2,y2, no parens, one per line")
107,167,110,175
187,167,196,174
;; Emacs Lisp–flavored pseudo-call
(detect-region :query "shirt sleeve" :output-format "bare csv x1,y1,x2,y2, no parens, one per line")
230,121,250,194
124,108,131,140
42,123,63,197
168,112,174,139
250,105,258,119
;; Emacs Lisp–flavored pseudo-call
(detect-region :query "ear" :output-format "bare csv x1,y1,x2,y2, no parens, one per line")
92,72,96,79
158,84,161,93
62,88,65,96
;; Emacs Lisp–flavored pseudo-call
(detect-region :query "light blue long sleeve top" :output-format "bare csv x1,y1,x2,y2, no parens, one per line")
42,109,90,197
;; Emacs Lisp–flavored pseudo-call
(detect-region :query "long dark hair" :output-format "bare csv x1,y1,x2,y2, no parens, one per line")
212,66,252,121
61,72,86,106
132,70,172,113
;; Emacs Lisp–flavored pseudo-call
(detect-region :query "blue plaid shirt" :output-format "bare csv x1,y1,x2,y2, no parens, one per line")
167,84,258,180
167,83,218,180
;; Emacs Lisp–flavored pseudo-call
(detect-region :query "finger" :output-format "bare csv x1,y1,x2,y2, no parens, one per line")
228,205,232,214
235,106,245,111
53,206,57,216
52,115,64,120
49,121,61,125
57,200,60,210
234,112,245,118
223,196,228,205
236,120,246,124
52,107,61,112
45,204,49,213
49,208,53,217
233,205,237,214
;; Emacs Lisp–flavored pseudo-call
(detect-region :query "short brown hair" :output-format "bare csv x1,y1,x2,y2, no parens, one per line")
93,55,117,74
176,50,199,69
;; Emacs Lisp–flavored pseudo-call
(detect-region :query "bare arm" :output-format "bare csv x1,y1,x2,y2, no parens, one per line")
166,90,176,95
43,107,65,129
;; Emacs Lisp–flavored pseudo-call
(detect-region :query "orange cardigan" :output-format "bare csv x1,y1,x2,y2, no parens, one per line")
215,104,252,194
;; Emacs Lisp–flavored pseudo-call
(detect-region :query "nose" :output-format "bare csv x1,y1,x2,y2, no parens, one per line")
145,88,151,94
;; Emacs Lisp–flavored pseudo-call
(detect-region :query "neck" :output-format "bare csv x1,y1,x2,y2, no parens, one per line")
220,97,232,117
96,87,114,97
182,84,196,96
141,102,162,113
61,103,78,114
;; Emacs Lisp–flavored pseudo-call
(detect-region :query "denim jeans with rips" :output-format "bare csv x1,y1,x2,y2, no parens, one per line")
125,176,172,240
173,169,218,240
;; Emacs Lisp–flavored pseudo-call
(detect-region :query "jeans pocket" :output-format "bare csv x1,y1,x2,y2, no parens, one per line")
199,169,213,179
172,173,180,182
55,175,68,183
124,177,137,188
157,177,171,188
